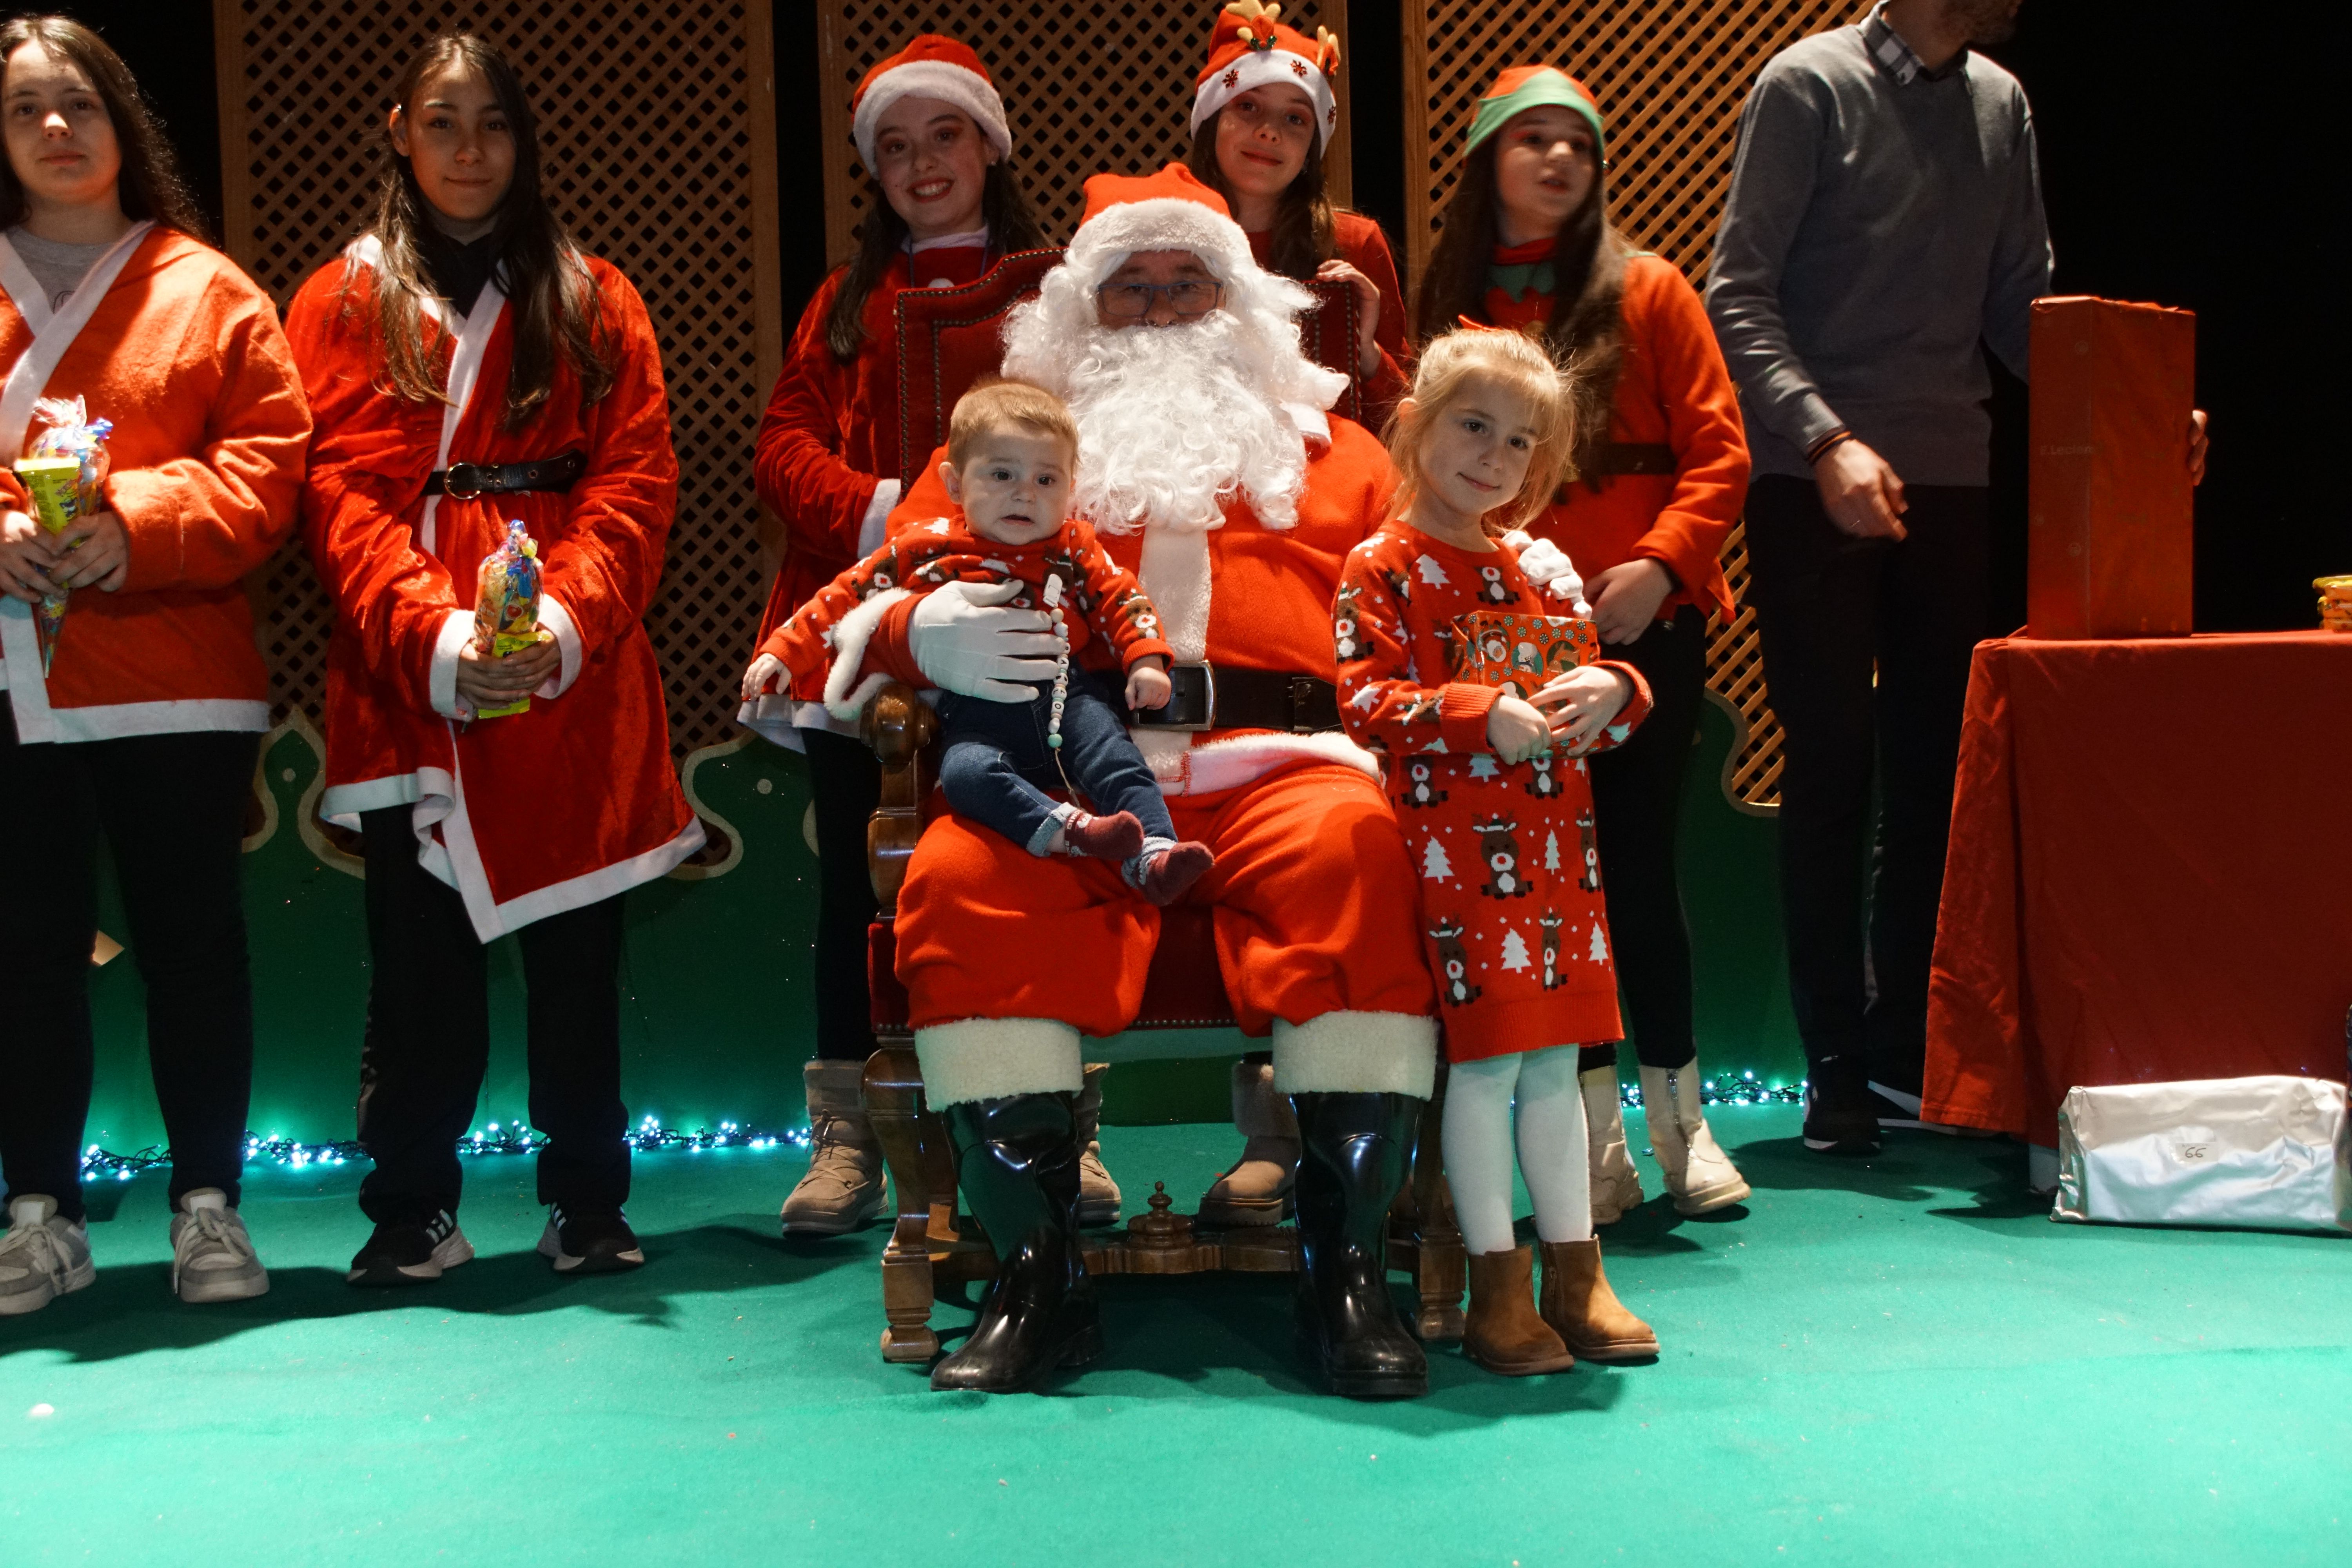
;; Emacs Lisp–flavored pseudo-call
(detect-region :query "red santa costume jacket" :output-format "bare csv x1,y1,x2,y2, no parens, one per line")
759,509,1171,720
1336,523,1653,1060
0,224,309,743
287,238,699,940
1244,213,1409,419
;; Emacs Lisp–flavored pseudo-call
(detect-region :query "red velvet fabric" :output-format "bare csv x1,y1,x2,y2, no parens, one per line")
1923,632,2352,1145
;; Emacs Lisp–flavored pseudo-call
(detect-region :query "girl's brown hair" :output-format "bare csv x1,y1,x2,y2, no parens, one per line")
353,33,612,427
824,152,1045,363
0,15,208,238
1385,325,1579,535
1182,109,1336,281
1412,133,1626,481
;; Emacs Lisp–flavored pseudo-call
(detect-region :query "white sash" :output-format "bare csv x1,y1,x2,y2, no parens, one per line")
0,220,157,741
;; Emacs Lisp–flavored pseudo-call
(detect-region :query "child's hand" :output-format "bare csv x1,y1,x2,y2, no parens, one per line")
739,653,785,702
1485,694,1552,764
1531,666,1631,754
1126,660,1171,711
456,628,559,706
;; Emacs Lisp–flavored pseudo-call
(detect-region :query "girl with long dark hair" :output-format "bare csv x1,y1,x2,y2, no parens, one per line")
736,35,1056,1240
288,33,696,1285
0,15,309,1314
1418,66,1755,1222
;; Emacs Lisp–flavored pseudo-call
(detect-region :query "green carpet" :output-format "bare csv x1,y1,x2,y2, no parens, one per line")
5,1108,2346,1565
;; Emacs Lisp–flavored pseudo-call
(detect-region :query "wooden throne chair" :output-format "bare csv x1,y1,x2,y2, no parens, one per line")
853,250,1466,1365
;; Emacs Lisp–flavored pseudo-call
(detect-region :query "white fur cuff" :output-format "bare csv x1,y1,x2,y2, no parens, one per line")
822,586,911,719
536,593,583,698
1271,1011,1438,1099
428,609,475,719
915,1017,1084,1109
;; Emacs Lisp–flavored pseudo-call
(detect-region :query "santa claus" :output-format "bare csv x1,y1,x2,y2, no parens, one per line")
819,164,1437,1397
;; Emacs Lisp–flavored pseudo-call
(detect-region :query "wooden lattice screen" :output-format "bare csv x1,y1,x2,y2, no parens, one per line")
1406,1,1862,810
213,0,782,773
814,1,1351,259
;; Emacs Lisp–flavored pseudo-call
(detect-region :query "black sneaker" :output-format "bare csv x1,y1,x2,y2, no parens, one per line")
1802,1069,1883,1156
537,1205,645,1274
347,1210,474,1287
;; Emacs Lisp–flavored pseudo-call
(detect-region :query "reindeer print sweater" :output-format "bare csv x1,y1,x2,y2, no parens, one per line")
1335,522,1653,1061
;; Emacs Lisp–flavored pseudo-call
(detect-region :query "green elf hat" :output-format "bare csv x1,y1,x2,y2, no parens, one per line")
1464,64,1605,160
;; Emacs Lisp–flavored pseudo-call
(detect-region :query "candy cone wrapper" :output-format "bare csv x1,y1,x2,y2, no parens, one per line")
472,519,543,719
13,455,83,676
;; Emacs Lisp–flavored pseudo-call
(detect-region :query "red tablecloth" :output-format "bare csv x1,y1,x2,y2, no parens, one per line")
1924,631,2352,1145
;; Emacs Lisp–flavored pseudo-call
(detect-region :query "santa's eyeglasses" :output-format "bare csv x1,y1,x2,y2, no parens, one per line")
1096,278,1225,319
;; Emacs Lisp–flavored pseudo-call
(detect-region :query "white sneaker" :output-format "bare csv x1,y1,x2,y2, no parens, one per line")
0,1195,95,1316
1581,1066,1646,1225
170,1189,269,1303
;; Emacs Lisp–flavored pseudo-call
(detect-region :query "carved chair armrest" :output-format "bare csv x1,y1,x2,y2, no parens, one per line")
861,681,938,913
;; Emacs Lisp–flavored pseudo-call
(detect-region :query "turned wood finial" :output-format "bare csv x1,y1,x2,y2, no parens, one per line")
1128,1181,1193,1249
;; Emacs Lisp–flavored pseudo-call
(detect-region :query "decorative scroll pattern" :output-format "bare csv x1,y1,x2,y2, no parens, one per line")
1405,1,1860,808
814,1,1352,261
213,0,783,763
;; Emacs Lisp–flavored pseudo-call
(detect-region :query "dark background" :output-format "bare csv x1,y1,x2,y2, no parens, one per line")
67,0,2346,632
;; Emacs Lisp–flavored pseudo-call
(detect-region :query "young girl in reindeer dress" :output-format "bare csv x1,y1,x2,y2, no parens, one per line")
1334,325,1659,1374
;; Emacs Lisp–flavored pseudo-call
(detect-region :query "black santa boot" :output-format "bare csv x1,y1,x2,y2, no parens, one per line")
1291,1091,1428,1399
929,1093,1103,1393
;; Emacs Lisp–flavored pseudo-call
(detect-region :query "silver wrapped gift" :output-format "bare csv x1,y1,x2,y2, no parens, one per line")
2053,1075,2351,1232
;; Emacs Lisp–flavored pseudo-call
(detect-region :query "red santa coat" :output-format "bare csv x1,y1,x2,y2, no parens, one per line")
0,224,310,742
739,241,991,743
287,238,698,940
1245,211,1410,419
1336,523,1653,1059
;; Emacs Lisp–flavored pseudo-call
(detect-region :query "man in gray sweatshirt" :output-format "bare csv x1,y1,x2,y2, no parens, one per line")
1706,0,2048,1156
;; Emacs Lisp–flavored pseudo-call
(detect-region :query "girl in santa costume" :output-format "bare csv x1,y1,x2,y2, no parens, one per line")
1180,0,1410,1228
734,36,1086,1238
1417,65,1754,1221
289,33,696,1285
0,17,308,1316
1337,325,1659,1373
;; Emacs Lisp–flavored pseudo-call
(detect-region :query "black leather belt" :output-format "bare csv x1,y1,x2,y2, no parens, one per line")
1557,444,1677,499
1126,662,1340,734
426,449,588,499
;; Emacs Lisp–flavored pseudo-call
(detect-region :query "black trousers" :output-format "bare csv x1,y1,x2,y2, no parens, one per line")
354,806,630,1221
0,709,257,1221
1742,476,1989,1094
937,669,1176,854
799,726,880,1064
1578,604,1710,1077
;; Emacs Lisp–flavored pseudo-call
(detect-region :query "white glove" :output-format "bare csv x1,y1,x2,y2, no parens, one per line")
906,579,1062,702
1507,532,1590,615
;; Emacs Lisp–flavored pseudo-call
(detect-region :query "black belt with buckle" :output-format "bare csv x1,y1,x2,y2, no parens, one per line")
426,449,588,499
1557,444,1677,499
1126,662,1340,734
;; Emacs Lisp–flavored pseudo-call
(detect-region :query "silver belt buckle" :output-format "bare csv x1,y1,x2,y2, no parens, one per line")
444,461,485,501
1132,660,1214,731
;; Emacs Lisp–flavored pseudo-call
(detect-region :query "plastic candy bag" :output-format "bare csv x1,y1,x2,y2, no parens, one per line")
12,395,113,675
471,518,542,719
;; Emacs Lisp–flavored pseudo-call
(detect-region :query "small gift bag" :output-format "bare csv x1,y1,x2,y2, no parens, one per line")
472,519,543,719
12,396,113,675
1448,610,1600,697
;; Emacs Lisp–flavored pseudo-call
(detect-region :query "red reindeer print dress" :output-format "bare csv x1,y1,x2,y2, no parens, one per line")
1335,522,1653,1061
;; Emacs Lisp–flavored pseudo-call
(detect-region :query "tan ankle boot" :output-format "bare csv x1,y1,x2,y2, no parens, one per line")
1074,1063,1122,1227
779,1059,885,1236
1538,1238,1659,1361
1196,1058,1299,1227
1464,1246,1576,1376
1581,1065,1645,1225
1638,1062,1752,1215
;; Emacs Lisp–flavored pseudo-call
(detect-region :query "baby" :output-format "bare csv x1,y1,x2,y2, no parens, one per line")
747,380,1213,904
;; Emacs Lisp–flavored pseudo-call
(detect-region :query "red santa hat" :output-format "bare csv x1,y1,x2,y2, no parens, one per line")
1066,163,1258,290
850,34,1013,171
1189,1,1342,151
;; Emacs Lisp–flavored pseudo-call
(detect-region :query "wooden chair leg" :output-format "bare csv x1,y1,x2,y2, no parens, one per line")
864,1043,945,1363
1409,1063,1465,1344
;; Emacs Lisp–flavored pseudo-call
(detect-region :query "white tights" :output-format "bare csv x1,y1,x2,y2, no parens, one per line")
1441,1045,1592,1257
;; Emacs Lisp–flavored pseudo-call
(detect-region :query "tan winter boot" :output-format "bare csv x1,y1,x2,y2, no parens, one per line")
1196,1058,1299,1227
1538,1237,1659,1362
1639,1062,1753,1216
1463,1246,1576,1376
779,1060,885,1236
1581,1065,1645,1225
1074,1062,1122,1227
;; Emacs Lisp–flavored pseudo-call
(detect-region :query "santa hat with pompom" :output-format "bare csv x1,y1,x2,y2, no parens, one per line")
851,34,1013,171
1063,163,1261,294
1189,0,1342,150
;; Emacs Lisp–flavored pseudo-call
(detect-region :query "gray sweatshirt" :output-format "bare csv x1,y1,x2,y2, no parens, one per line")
1704,17,2053,485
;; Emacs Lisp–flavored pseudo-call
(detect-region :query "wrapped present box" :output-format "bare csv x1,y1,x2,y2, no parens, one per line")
1448,610,1599,697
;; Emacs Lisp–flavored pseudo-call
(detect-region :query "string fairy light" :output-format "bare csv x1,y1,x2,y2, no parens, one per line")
77,1115,809,1179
